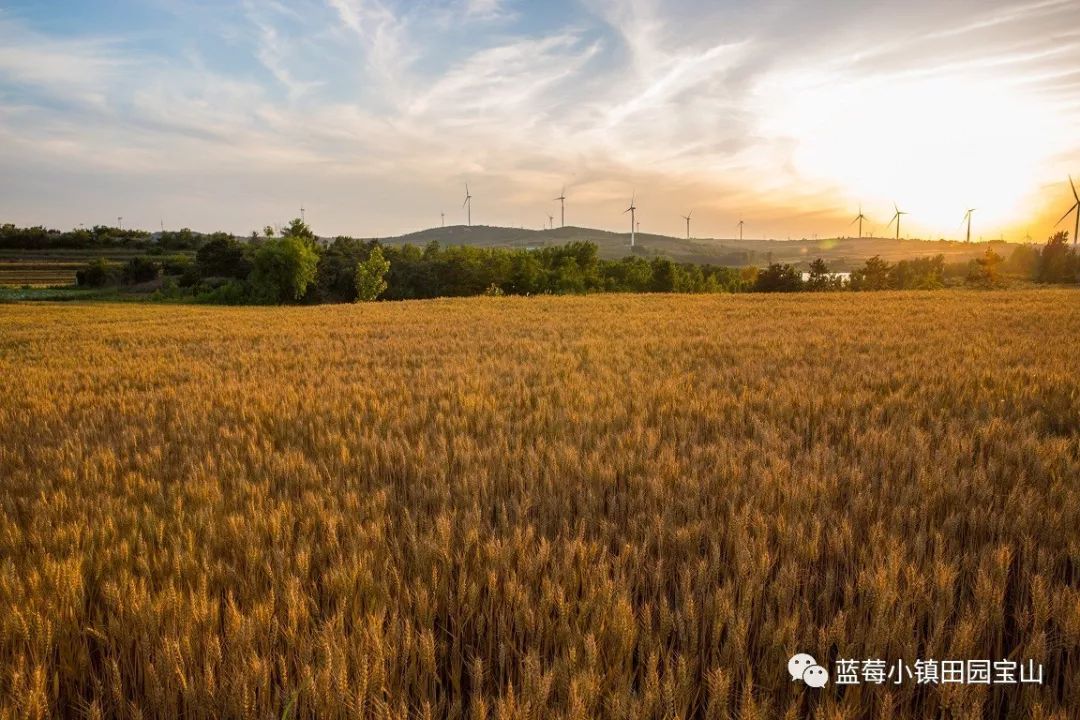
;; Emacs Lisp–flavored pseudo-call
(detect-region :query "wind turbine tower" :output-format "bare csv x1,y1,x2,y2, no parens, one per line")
737,219,744,241
1055,175,1080,245
624,194,638,248
962,208,976,243
554,187,567,228
682,210,693,240
463,185,473,227
851,205,868,239
548,214,555,230
887,203,908,241
118,216,123,232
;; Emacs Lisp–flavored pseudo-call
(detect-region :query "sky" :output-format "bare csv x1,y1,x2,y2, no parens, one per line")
1,0,1079,242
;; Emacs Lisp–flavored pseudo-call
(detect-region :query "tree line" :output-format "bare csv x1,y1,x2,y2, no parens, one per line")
5,219,1073,302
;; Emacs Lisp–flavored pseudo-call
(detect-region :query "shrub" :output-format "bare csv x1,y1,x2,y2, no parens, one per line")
120,257,159,285
75,258,115,288
195,235,250,279
754,262,803,292
967,248,1007,288
194,280,251,305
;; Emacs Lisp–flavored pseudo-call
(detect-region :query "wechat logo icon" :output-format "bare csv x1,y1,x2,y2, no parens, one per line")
789,653,829,688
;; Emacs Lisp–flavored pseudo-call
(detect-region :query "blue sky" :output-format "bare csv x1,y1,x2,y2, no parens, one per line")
2,0,1079,240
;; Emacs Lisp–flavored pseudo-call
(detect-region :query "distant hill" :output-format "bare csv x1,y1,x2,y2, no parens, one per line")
380,225,1022,270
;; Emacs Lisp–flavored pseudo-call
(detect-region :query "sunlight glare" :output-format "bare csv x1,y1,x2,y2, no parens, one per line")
757,69,1064,238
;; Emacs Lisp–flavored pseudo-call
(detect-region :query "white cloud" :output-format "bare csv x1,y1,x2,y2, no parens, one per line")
0,0,1078,239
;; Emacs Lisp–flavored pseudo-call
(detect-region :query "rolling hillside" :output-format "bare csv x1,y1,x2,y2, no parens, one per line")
381,225,1022,269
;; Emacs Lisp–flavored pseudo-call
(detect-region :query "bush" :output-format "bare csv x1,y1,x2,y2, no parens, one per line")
75,259,115,288
120,257,159,285
1036,232,1078,284
160,255,193,276
754,263,803,292
967,249,1007,288
195,235,250,280
194,280,251,305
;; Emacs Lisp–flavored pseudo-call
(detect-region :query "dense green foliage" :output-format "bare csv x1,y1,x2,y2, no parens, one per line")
120,257,159,285
15,219,1080,303
74,259,116,288
850,255,946,290
1,223,150,250
354,246,390,302
248,236,320,303
195,235,251,279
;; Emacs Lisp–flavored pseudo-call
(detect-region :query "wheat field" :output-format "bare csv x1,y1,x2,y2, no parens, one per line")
1,292,1079,720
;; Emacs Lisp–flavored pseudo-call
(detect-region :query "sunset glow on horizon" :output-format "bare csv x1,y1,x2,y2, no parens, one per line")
1,0,1079,242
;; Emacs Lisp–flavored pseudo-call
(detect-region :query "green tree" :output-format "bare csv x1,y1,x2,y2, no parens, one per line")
1037,231,1077,283
851,256,893,290
120,257,159,285
317,237,379,302
196,235,250,279
1005,244,1040,279
354,245,390,302
805,258,833,291
75,258,115,287
250,236,319,303
649,257,679,292
967,248,1006,288
753,263,802,292
891,255,944,289
282,218,317,246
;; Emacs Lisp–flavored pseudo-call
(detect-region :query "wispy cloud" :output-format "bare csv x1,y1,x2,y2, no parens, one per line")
0,0,1078,240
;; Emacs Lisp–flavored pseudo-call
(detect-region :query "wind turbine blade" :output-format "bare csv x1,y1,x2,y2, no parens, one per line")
1071,175,1079,203
1054,203,1079,227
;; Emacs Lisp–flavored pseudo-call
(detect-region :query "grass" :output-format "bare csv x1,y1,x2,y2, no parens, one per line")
1,291,1078,719
0,287,124,302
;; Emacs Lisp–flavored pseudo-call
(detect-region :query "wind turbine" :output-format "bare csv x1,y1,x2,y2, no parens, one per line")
962,208,976,243
737,219,744,241
300,205,306,223
682,210,693,240
547,214,555,230
554,187,567,228
850,205,868,239
463,185,473,226
441,212,445,228
624,194,637,248
1055,175,1080,245
886,203,908,240
118,216,123,232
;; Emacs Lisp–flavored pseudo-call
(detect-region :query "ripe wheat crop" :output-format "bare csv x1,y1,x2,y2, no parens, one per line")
1,291,1078,719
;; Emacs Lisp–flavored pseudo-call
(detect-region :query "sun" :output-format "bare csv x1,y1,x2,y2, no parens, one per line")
756,68,1065,238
